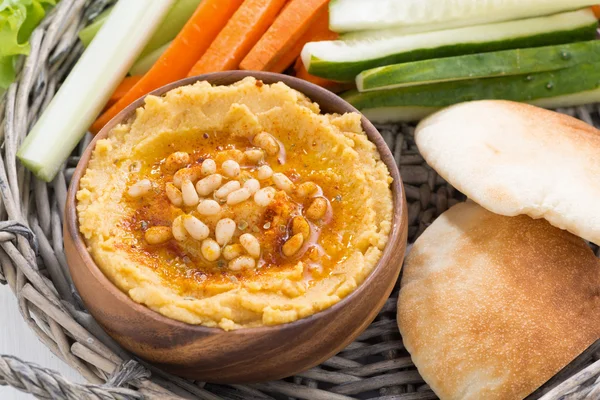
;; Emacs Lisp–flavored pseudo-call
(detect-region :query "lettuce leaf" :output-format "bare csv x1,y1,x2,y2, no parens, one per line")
0,0,56,88
0,56,16,87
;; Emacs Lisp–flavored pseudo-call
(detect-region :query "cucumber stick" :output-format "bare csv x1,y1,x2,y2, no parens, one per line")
343,62,600,123
357,40,600,92
302,9,598,82
357,87,600,123
531,87,600,109
330,0,600,33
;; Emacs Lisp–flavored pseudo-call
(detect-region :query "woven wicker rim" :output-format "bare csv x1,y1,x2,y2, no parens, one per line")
1,1,600,399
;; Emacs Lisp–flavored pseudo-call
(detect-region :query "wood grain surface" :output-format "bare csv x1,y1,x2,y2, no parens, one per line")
65,71,408,383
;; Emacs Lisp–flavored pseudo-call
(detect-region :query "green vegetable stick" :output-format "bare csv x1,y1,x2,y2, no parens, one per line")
139,0,202,58
78,7,113,48
302,8,598,82
18,0,176,182
129,41,171,76
78,0,201,60
343,62,600,123
357,40,600,92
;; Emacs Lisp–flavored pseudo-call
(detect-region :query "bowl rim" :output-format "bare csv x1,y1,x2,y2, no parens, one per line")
65,70,406,335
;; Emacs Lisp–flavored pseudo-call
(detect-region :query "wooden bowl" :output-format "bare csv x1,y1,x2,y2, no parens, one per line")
64,71,408,383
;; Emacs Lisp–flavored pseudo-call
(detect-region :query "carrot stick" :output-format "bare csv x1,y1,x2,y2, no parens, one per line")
593,5,600,18
104,75,142,111
239,0,329,72
187,0,288,76
91,0,243,134
266,8,338,73
294,57,353,93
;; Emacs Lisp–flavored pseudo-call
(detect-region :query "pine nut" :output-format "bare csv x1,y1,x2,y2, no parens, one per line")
201,159,216,175
172,215,187,241
272,173,294,192
253,132,280,156
165,183,183,207
244,178,260,194
181,180,199,207
239,233,261,258
201,239,221,261
296,182,319,198
306,197,328,220
222,160,241,178
127,179,151,198
292,216,310,239
215,180,241,199
223,244,244,260
173,167,201,188
144,226,173,245
244,148,264,163
164,152,190,173
182,215,210,240
227,188,251,205
257,165,273,180
228,256,256,271
215,218,236,245
197,199,221,216
217,149,245,164
282,233,304,257
254,187,276,207
196,174,222,196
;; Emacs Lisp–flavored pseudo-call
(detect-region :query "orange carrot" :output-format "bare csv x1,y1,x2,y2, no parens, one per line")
267,8,338,73
239,0,329,72
294,58,353,93
187,0,287,76
104,75,142,111
593,5,600,18
91,0,243,134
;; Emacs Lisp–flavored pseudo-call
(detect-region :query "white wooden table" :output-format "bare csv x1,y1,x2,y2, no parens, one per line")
0,289,82,399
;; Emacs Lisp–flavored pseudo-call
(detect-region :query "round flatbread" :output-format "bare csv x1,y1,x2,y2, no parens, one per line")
398,202,600,400
415,100,600,245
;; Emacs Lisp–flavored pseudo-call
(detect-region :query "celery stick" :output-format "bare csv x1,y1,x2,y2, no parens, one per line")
129,41,171,76
78,0,201,57
18,0,175,182
139,0,202,58
78,7,113,47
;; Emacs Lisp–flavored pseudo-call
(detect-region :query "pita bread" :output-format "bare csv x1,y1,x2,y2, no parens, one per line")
415,100,600,245
398,202,600,400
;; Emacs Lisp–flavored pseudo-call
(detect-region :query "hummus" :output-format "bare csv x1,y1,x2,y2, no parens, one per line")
77,77,393,330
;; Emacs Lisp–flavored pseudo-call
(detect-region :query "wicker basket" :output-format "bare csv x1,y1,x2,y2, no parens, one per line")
1,1,600,399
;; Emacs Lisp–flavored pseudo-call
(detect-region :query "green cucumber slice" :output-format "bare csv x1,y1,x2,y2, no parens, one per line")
357,40,600,92
531,87,600,109
343,62,600,122
330,0,599,33
358,88,600,123
302,9,598,82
